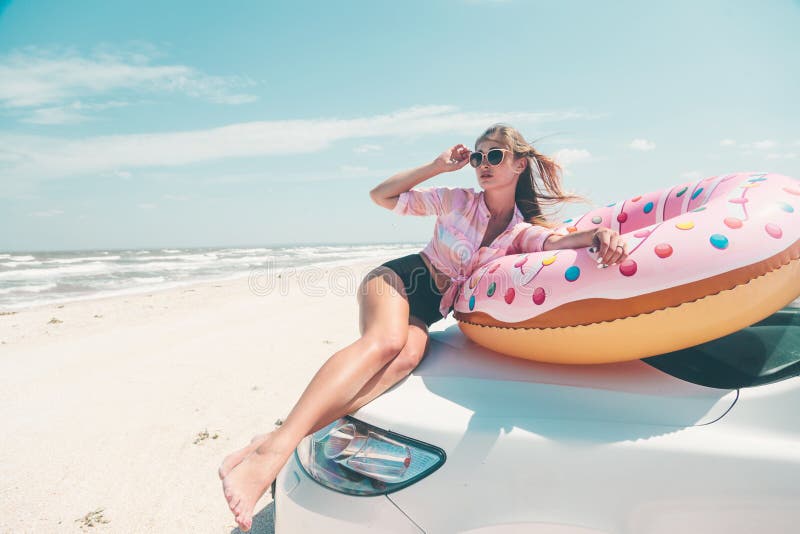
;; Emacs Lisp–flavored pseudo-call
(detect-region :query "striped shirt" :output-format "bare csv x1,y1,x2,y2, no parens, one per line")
393,186,555,319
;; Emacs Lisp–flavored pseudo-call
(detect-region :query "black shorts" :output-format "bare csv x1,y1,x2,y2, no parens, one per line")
380,253,444,327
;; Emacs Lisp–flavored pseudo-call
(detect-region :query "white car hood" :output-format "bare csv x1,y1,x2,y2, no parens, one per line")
355,319,738,432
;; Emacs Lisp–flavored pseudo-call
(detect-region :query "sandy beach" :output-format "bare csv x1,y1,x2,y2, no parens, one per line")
0,257,396,533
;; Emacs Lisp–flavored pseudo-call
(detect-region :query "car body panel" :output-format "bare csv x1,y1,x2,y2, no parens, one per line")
275,314,800,533
357,318,738,435
275,454,423,533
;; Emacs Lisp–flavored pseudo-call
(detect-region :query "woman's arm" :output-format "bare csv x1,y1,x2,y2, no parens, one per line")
369,144,471,210
543,227,629,266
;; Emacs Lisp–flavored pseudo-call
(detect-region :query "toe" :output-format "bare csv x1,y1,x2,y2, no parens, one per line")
228,495,241,513
239,511,253,532
235,510,252,532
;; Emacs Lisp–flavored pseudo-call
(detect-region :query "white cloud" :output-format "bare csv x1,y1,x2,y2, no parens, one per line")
353,143,383,153
766,152,797,160
339,165,370,175
29,209,63,217
22,106,87,125
201,167,398,185
114,170,132,179
20,100,130,125
552,148,591,167
0,149,22,163
719,139,736,147
0,106,596,184
0,46,257,120
752,139,777,150
629,139,655,151
137,203,156,209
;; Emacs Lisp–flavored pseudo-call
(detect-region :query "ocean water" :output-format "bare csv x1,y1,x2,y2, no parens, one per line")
0,243,424,310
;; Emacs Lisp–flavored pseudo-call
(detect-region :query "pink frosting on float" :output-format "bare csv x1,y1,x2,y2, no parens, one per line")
455,172,799,324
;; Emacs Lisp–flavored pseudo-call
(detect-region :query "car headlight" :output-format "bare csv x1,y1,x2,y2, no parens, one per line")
295,416,446,496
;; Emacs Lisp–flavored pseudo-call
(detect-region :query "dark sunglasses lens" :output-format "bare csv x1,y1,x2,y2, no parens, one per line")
487,149,504,165
469,152,482,168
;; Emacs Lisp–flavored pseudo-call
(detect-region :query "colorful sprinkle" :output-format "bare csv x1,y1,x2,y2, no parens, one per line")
514,256,528,268
591,216,603,224
487,282,496,297
724,217,743,229
567,226,578,233
541,256,556,266
469,295,476,310
563,218,573,223
504,288,516,304
565,266,581,282
469,277,478,289
729,197,749,204
710,234,729,249
606,202,616,207
616,212,628,223
784,187,800,196
655,244,673,258
691,188,704,200
748,177,767,182
778,202,794,213
634,230,651,238
533,287,546,305
765,223,783,239
676,187,688,197
676,221,695,230
741,183,760,189
619,260,638,277
692,206,707,212
643,202,654,214
631,196,642,202
489,263,501,274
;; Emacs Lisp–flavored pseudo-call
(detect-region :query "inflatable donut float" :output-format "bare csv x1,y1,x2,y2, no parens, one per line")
454,172,800,364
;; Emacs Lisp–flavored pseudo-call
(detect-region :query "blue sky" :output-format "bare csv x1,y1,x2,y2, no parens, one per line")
1,0,798,251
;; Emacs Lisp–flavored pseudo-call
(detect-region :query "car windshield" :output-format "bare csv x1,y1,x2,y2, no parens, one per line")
642,303,800,389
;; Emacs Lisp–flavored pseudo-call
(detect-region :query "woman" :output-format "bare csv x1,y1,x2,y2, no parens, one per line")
219,124,628,531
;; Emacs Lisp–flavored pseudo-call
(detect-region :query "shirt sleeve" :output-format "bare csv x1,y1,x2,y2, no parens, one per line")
392,187,471,217
510,222,557,253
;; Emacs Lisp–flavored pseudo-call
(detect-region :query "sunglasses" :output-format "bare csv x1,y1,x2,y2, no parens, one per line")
469,148,512,168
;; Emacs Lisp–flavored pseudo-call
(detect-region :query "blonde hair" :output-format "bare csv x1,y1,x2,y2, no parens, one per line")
476,124,583,227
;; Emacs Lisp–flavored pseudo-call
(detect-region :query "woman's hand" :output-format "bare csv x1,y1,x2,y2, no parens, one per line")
592,228,629,266
433,144,471,173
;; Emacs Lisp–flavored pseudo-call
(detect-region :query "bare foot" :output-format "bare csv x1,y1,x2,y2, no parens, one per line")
221,433,294,532
218,432,270,480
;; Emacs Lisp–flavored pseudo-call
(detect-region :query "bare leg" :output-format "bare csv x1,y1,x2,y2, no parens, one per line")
220,267,419,531
217,318,429,479
307,316,429,434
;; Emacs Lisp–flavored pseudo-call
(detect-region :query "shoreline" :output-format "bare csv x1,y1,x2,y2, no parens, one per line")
0,256,400,347
0,244,426,313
